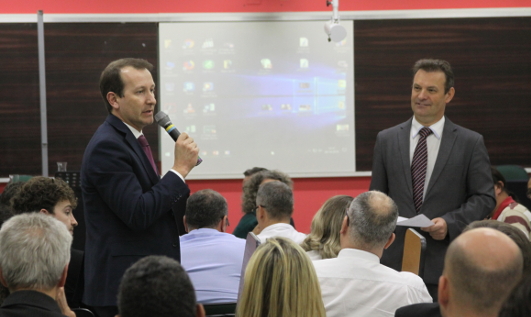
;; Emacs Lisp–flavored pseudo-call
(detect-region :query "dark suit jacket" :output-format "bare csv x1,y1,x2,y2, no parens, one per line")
0,290,66,317
370,117,495,284
81,114,189,306
395,302,441,317
65,248,84,308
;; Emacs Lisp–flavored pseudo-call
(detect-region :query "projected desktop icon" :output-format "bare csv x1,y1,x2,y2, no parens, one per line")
183,82,195,92
223,60,232,69
203,82,214,92
203,60,215,69
182,39,194,49
185,125,197,133
299,37,309,47
202,38,214,48
165,62,176,70
203,103,216,113
165,83,175,92
164,40,172,49
338,80,346,88
183,103,195,114
223,42,234,49
183,60,195,70
261,59,272,69
300,59,309,68
299,82,310,89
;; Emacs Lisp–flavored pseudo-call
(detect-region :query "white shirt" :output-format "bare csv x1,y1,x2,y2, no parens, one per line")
307,250,323,261
313,248,432,317
257,223,307,244
410,116,445,199
180,228,246,304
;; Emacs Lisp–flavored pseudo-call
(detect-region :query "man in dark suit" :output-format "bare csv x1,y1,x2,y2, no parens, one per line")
0,213,74,317
370,59,495,299
81,58,199,317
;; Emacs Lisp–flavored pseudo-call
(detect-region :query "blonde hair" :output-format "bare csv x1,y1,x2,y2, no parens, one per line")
301,195,353,259
236,237,326,317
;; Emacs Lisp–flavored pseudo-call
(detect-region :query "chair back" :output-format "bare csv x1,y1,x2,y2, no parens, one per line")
203,302,237,317
401,228,427,277
72,308,95,317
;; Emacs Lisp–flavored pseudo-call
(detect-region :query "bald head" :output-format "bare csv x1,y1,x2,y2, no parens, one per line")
440,228,523,316
346,191,398,250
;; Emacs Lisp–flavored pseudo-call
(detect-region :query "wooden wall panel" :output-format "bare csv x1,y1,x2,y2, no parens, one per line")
355,17,531,171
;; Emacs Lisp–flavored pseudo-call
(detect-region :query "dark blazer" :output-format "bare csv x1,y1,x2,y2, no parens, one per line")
81,114,189,307
370,117,495,284
395,302,441,317
65,248,84,308
0,290,66,317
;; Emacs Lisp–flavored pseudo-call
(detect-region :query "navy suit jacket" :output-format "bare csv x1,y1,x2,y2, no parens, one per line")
81,114,189,306
370,117,495,284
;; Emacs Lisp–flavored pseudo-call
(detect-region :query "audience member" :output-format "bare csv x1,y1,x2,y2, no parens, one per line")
301,195,354,260
233,169,293,239
117,255,205,317
313,191,431,317
438,228,522,317
243,167,267,184
498,273,531,317
236,237,325,317
396,219,531,317
10,176,84,309
489,166,531,239
0,213,74,317
0,181,24,226
180,189,245,304
255,181,306,244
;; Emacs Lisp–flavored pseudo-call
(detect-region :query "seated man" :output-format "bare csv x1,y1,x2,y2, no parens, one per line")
439,227,522,317
0,213,74,317
10,176,83,308
180,189,245,304
490,166,531,239
313,191,431,317
117,255,205,317
255,181,306,244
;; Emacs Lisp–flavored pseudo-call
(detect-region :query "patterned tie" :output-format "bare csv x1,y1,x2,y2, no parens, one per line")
137,135,158,175
411,127,433,213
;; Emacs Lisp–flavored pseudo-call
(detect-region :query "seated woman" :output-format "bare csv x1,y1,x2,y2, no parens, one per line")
301,195,354,260
236,237,325,317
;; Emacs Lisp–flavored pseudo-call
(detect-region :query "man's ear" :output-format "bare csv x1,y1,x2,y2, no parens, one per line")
183,216,189,233
340,216,349,235
219,216,228,233
439,275,449,308
40,209,52,216
196,303,206,317
384,233,396,250
445,87,455,104
107,92,120,111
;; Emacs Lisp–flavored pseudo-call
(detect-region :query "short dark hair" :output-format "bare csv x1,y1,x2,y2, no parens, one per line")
256,181,293,220
185,189,228,230
412,59,454,94
117,255,197,317
11,177,77,214
243,167,268,177
100,58,154,113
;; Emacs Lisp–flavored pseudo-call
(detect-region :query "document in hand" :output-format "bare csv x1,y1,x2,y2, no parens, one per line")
396,214,435,227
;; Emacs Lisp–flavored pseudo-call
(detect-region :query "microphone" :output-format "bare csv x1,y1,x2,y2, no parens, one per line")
154,111,202,166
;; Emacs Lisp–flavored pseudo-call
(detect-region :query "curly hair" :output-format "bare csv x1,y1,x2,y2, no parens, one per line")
241,170,293,214
11,177,77,214
301,195,353,259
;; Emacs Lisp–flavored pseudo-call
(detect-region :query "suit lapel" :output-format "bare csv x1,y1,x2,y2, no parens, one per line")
426,117,457,195
106,115,159,185
398,118,414,197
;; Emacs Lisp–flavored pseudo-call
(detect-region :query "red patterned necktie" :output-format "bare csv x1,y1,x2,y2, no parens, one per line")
137,135,158,175
411,127,433,213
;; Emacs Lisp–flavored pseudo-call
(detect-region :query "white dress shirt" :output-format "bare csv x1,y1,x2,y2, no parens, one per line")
410,116,445,199
180,228,246,304
257,223,307,244
313,248,432,317
306,250,323,261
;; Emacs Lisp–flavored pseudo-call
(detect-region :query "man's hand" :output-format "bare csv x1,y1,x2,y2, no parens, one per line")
172,132,199,178
420,217,448,240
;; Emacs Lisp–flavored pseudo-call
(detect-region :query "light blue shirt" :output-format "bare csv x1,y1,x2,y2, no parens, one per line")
180,228,246,304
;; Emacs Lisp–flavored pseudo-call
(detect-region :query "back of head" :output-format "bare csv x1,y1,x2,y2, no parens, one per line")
498,273,531,317
256,181,293,220
11,176,77,214
412,58,454,93
465,219,531,278
117,255,197,317
347,191,398,250
241,169,292,214
185,189,228,230
100,58,154,113
0,213,72,291
243,167,268,178
0,182,24,224
236,237,325,317
443,228,523,315
301,195,354,259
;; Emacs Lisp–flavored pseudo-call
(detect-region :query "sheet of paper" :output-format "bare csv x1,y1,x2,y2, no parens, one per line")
396,214,434,227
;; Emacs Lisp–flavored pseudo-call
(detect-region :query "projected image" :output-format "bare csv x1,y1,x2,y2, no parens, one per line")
159,21,355,179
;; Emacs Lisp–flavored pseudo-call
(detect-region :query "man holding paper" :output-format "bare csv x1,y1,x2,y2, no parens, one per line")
370,59,495,299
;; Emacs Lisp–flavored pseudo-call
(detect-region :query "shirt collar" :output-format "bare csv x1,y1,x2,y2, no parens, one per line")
338,248,380,263
122,121,143,139
411,116,445,140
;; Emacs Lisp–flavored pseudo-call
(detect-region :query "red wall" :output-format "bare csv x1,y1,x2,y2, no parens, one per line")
4,0,528,233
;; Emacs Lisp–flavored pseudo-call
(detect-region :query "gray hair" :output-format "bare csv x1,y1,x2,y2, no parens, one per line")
185,189,228,230
347,191,398,249
256,181,293,220
0,213,72,291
